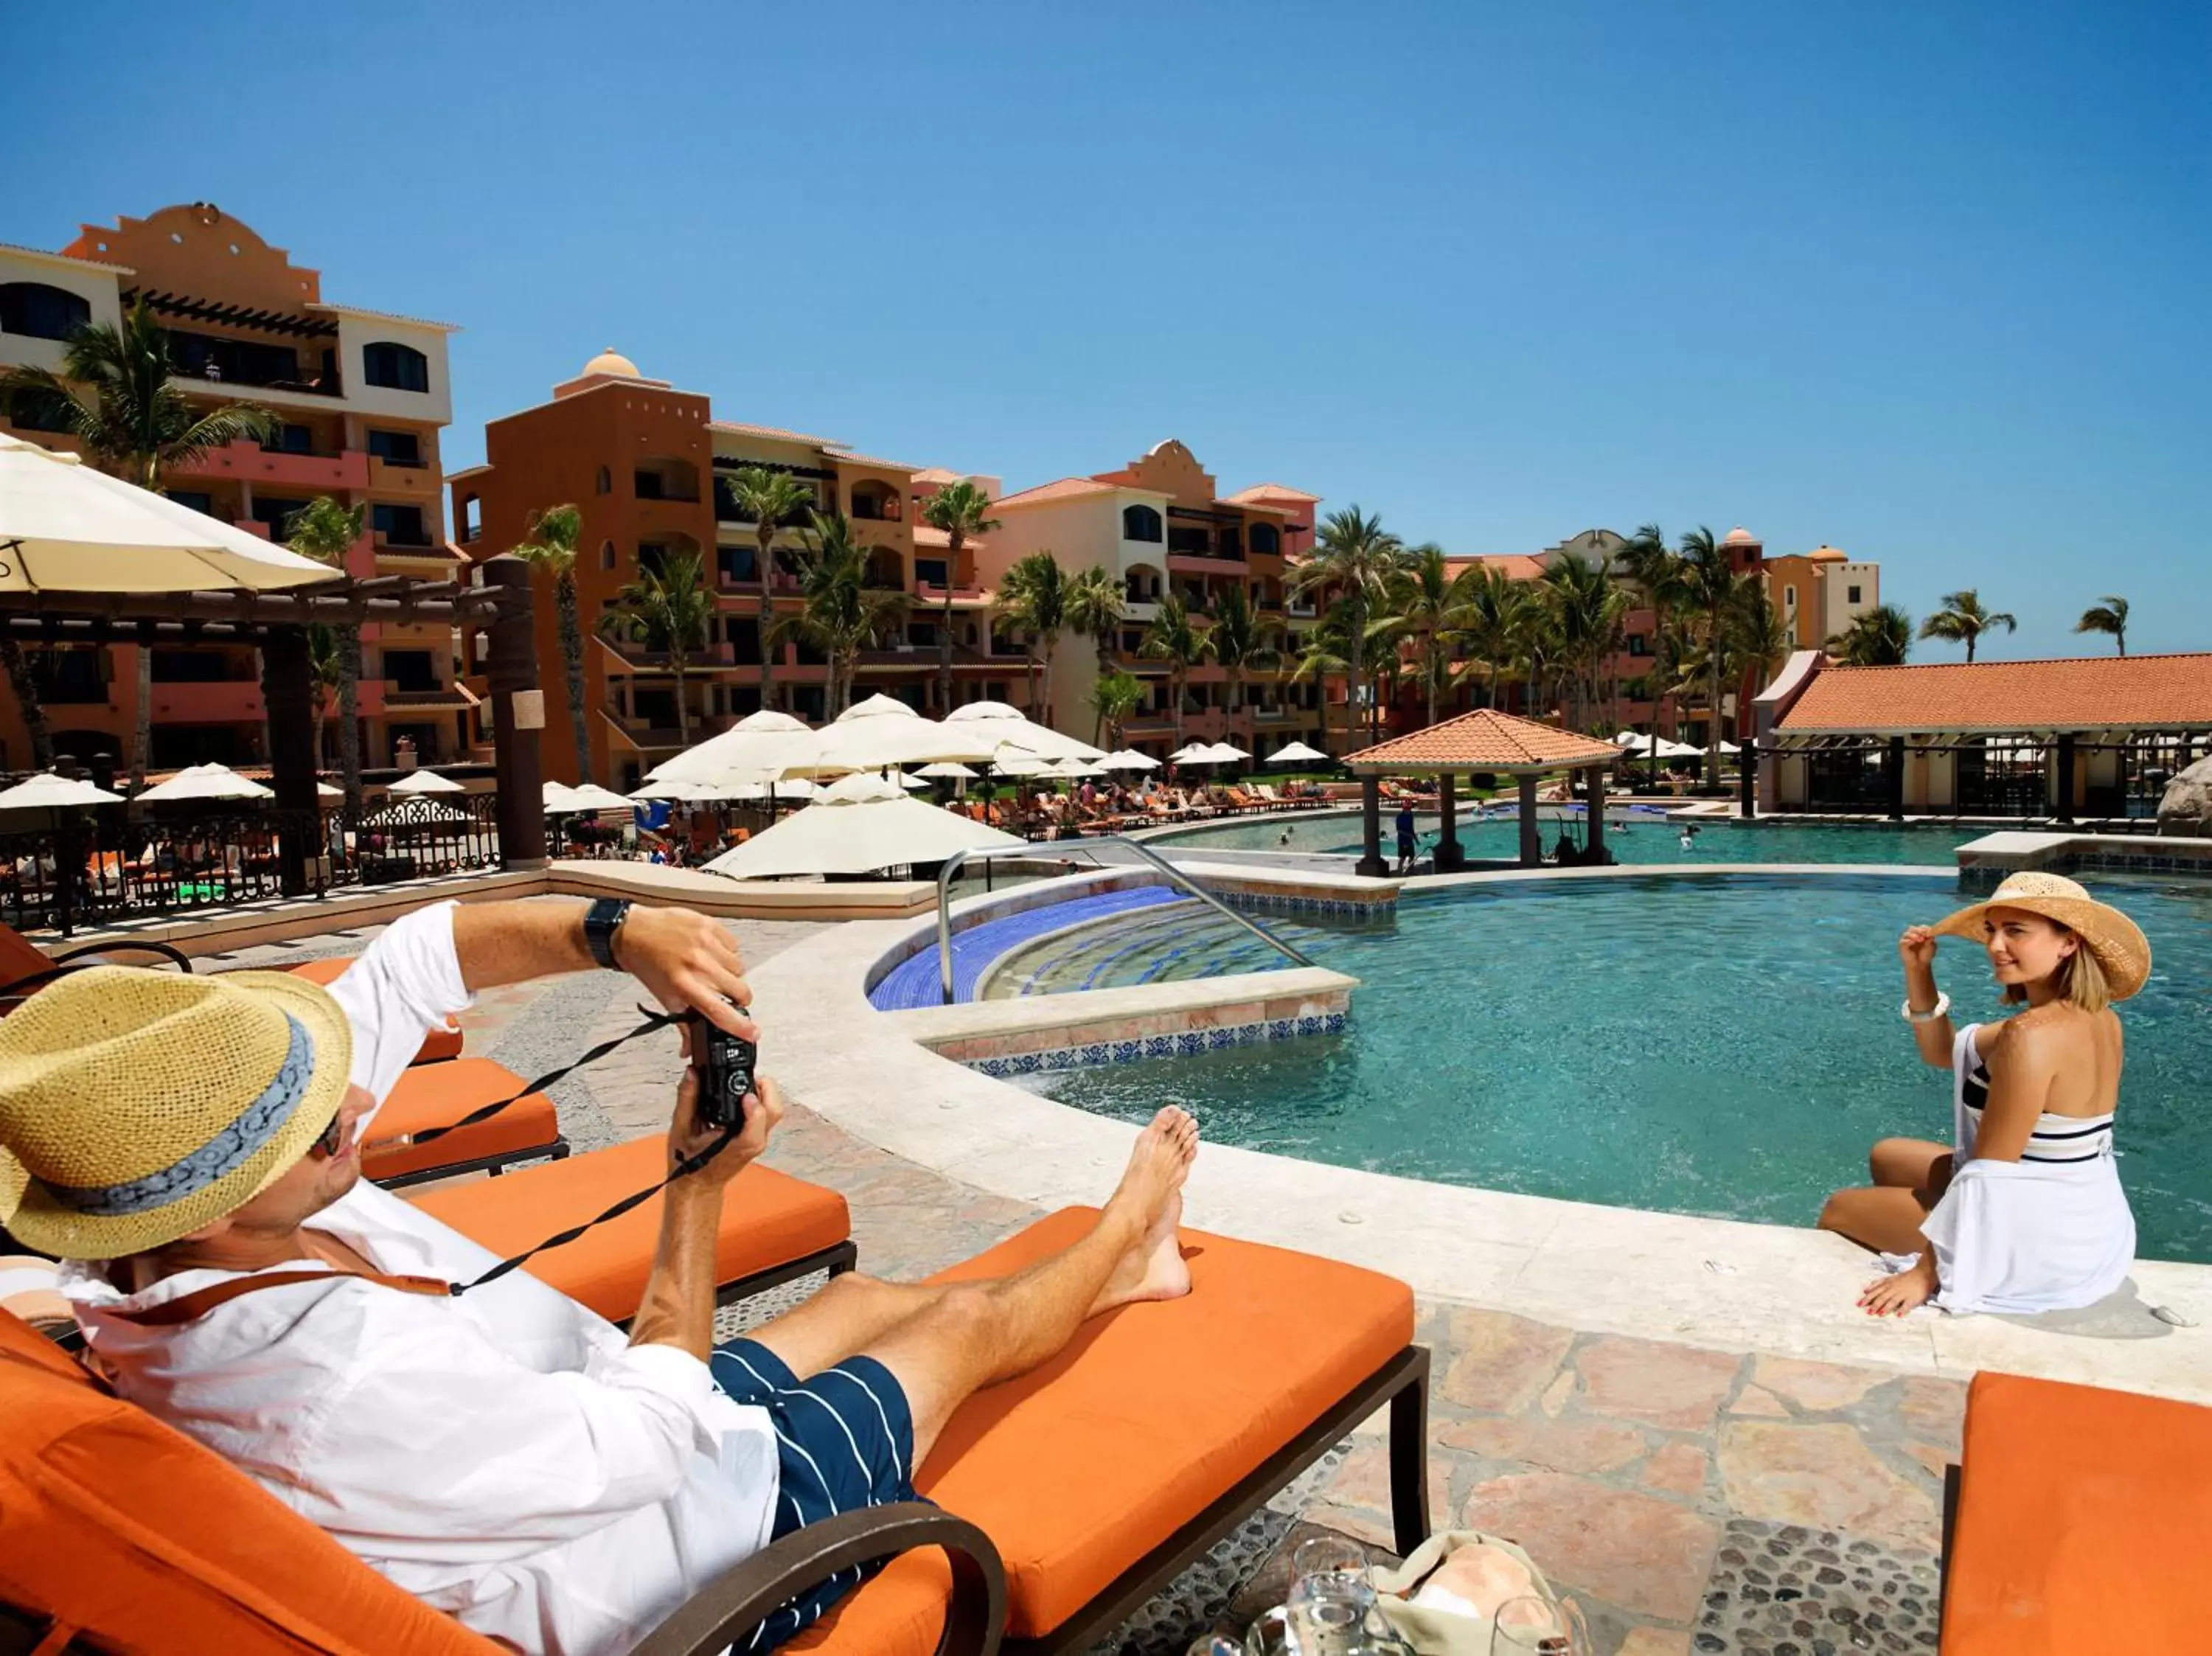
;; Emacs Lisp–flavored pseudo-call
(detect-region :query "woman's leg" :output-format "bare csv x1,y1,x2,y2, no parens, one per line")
1869,1137,1953,1190
1818,1185,1937,1254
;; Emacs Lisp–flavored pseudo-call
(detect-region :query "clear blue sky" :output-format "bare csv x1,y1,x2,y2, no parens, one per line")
12,1,2208,658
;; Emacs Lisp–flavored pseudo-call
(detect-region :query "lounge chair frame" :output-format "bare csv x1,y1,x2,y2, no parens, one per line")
374,1137,574,1191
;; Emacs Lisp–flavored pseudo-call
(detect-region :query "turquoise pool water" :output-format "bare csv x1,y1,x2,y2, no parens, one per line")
1015,872,2212,1262
1147,811,1975,866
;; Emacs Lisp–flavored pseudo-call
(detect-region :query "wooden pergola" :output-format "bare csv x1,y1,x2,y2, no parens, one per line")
1342,709,1623,876
0,556,549,893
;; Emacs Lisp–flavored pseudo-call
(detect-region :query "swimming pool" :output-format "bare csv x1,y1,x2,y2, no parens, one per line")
1147,810,1976,866
1012,871,2212,1263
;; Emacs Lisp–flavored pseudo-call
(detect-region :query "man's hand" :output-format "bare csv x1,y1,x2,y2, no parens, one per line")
667,1062,785,1185
615,905,757,1039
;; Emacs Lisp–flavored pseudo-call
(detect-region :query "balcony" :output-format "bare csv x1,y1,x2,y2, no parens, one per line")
368,453,438,495
382,681,479,711
373,530,458,561
170,362,342,399
601,640,737,672
172,439,368,493
913,582,990,608
1166,552,1246,575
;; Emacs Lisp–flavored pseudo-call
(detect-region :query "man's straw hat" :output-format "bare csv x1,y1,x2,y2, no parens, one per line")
0,967,351,1259
1933,871,2152,1002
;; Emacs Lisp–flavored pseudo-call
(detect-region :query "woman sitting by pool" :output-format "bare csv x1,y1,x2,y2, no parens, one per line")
1819,872,2150,1318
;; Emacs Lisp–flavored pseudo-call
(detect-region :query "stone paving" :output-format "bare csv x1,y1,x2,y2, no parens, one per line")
203,908,1964,1655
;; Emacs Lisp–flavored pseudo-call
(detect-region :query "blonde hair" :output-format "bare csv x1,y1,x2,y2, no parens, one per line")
2001,925,2112,1014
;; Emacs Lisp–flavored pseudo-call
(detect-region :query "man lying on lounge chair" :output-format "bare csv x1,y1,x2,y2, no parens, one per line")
0,897,1199,1656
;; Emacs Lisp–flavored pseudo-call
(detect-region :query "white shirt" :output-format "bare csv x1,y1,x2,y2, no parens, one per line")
62,902,780,1656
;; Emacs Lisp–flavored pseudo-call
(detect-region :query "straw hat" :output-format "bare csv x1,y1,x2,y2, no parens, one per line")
0,967,352,1259
1933,871,2152,1002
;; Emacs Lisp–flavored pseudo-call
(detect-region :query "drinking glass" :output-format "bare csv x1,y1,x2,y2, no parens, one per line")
1489,1594,1590,1655
1247,1605,1302,1656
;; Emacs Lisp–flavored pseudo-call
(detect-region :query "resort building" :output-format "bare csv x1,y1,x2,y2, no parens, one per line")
1764,543,1880,652
451,349,1031,789
0,203,465,772
1753,648,2212,818
975,439,1331,759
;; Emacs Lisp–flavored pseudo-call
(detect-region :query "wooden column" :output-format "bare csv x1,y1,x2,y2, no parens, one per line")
260,623,318,896
1585,765,1607,865
1434,773,1464,871
1739,739,1757,818
1885,735,1906,821
2055,734,2076,824
1517,773,1541,866
482,556,549,869
1357,774,1387,877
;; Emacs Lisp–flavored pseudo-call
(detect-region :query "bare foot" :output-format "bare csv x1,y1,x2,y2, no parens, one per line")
1096,1108,1198,1309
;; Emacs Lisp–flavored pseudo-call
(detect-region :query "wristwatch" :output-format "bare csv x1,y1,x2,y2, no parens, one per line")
583,897,633,970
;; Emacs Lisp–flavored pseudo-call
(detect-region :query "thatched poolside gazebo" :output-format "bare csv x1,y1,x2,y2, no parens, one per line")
1342,709,1623,876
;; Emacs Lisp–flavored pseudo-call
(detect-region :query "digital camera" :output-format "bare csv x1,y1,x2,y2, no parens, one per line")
689,1012,758,1130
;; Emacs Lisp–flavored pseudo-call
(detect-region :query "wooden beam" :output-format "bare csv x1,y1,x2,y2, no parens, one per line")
0,585,509,630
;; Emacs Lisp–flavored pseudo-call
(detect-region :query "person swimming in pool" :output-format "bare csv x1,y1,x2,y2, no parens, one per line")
1678,825,1697,851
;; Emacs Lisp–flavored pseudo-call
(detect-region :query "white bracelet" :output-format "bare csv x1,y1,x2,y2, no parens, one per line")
1902,990,1950,1025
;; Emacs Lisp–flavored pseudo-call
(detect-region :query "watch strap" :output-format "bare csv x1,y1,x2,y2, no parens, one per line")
583,897,632,970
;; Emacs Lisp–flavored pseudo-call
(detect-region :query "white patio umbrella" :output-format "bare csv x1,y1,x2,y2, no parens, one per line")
1266,740,1329,765
543,782,585,815
989,751,1051,779
1166,743,1211,763
316,780,343,801
565,782,641,812
894,772,931,790
138,763,274,804
630,779,731,804
0,433,345,593
723,777,820,801
1200,742,1251,762
941,700,1107,762
1172,744,1237,766
914,761,979,780
703,771,1023,880
1046,756,1106,779
1096,750,1161,772
0,773,123,810
647,708,822,786
813,695,997,771
387,769,463,796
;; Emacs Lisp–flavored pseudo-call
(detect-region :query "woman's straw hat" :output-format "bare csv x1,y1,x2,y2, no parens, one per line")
1933,871,2152,1002
0,967,351,1259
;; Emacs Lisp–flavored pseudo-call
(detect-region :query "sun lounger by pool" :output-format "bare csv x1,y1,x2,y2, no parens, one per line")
366,1056,569,1188
285,955,464,1064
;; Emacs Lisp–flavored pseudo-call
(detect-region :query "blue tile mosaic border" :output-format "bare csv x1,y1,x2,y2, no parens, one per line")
1961,849,2212,893
1218,889,1392,922
964,1010,1349,1078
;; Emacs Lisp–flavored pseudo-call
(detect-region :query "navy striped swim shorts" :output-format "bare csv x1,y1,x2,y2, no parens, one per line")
709,1337,921,1650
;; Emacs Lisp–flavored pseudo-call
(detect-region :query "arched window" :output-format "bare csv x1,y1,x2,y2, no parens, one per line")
1122,504,1162,543
0,282,91,341
595,465,612,495
1249,522,1280,557
601,540,617,571
362,341,430,392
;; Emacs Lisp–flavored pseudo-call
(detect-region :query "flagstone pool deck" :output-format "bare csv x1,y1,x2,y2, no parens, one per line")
202,905,2197,1655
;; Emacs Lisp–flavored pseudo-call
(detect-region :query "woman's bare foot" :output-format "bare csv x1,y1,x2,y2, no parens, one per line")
1096,1108,1199,1309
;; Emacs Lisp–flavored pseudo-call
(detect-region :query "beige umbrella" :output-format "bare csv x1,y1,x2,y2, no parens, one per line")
914,761,979,780
387,769,464,796
814,696,996,771
1096,750,1161,772
0,433,342,592
703,771,1023,880
565,782,641,812
543,781,586,815
316,779,343,801
648,707,822,786
138,763,274,804
942,700,1107,761
1266,740,1328,765
0,773,123,810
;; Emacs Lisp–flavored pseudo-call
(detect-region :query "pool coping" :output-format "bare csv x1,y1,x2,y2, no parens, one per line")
748,864,2212,1405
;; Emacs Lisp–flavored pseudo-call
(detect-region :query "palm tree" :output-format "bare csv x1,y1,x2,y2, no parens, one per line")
1537,551,1629,733
1138,594,1207,749
1615,523,1688,728
1450,563,1531,712
993,550,1069,724
1202,582,1279,717
1290,599,1357,755
1373,545,1476,728
306,622,345,768
919,480,1001,717
1828,604,1915,667
773,512,908,717
1065,563,1127,680
284,496,367,810
1288,507,1408,742
1675,526,1745,787
0,641,55,771
1,300,276,793
724,467,819,716
509,504,592,784
600,549,714,748
1088,668,1144,748
1919,590,2017,663
2075,594,2129,655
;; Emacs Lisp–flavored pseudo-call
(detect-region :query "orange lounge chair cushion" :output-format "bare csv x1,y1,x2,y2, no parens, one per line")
286,955,465,1063
1943,1371,2212,1655
410,1135,851,1323
363,1058,562,1181
805,1207,1415,1647
0,1309,498,1655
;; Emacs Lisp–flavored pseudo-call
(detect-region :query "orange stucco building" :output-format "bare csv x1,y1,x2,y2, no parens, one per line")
0,203,467,772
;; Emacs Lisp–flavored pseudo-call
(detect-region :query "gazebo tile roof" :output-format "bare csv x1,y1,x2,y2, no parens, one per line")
1343,709,1620,772
1778,653,2212,734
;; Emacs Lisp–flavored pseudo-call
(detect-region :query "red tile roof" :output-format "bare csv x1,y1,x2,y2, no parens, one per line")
1225,482,1320,504
991,476,1117,509
1778,654,2212,735
709,420,843,448
913,524,987,549
1344,709,1621,773
1444,554,1548,581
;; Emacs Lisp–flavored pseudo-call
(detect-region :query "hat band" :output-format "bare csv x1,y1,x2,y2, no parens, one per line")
35,1014,316,1218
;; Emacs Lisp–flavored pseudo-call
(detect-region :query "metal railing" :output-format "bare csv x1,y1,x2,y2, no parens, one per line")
932,834,1317,1006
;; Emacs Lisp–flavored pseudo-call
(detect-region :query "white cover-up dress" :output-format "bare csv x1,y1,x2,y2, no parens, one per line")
1907,1022,2136,1315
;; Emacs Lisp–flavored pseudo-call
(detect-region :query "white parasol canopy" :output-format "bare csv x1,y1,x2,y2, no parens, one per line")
894,772,931,790
941,700,1107,762
647,708,821,786
566,782,640,812
138,763,274,804
1172,742,1242,765
543,782,586,815
814,695,998,771
0,433,345,593
723,777,820,801
361,798,469,828
0,773,123,810
1096,750,1161,771
1201,742,1251,762
1046,756,1106,779
1266,740,1329,765
387,768,464,796
914,761,979,780
1617,732,1703,759
989,751,1051,779
704,770,1023,880
316,780,343,801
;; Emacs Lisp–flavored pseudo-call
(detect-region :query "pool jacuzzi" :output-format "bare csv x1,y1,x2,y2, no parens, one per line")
1004,870,2212,1262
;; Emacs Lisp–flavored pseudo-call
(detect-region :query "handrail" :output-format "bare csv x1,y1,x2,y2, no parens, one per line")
933,834,1318,1005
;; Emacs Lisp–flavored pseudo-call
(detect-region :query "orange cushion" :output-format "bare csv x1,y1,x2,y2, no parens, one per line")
805,1207,1414,1644
409,1136,850,1323
0,1310,498,1655
364,1058,560,1181
0,921,54,993
285,956,464,1063
786,1548,953,1656
1944,1371,2212,1655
